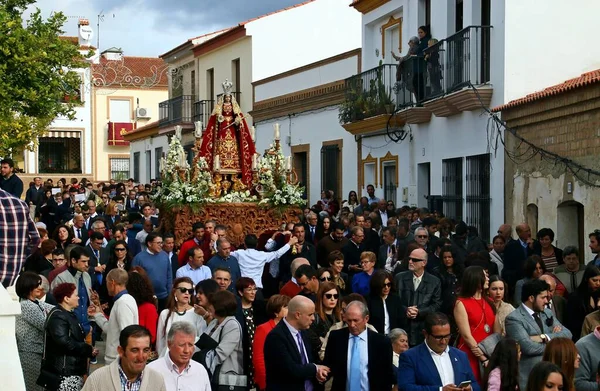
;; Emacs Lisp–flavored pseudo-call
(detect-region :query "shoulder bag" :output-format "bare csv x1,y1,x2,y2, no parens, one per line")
36,309,63,390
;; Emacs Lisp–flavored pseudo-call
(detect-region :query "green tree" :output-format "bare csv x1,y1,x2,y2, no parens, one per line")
0,0,89,158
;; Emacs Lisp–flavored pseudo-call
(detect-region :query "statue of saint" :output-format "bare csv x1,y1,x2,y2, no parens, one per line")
197,80,256,188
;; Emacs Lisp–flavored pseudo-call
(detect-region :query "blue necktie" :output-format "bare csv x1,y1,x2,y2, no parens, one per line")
349,336,361,391
296,332,313,391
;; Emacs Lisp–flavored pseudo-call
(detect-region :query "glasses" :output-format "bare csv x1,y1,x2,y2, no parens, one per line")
177,287,194,295
383,282,392,288
324,293,339,300
114,248,127,252
416,235,428,239
153,241,163,245
320,276,332,282
409,257,425,263
429,333,452,341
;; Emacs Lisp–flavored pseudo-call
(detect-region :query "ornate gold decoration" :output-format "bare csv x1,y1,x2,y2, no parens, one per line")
379,151,399,187
361,153,379,188
381,16,403,58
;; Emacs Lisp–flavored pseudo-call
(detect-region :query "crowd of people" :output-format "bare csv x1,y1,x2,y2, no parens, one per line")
1,172,600,391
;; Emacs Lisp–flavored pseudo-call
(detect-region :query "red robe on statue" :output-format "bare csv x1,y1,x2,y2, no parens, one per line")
197,97,256,188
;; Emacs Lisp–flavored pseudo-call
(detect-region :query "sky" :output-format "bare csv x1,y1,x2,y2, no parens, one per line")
27,0,308,57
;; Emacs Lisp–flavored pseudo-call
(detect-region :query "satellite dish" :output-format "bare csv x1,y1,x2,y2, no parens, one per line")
79,25,93,41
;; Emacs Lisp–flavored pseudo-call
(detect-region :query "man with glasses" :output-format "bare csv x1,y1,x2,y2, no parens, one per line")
397,312,479,391
294,264,320,302
132,233,173,311
45,249,67,283
414,227,430,251
342,226,366,279
395,248,441,347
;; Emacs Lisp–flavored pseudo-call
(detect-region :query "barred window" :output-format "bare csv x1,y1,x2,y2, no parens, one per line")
110,158,130,181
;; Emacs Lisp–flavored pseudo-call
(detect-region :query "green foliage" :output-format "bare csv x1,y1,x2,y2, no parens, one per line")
0,0,89,157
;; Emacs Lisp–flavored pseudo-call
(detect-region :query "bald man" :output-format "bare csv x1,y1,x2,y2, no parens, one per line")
279,257,310,298
394,248,441,347
503,223,535,300
497,224,513,243
264,296,330,390
539,274,566,323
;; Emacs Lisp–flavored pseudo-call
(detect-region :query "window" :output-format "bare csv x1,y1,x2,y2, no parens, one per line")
191,70,196,100
206,68,214,100
465,154,491,241
154,147,163,180
232,59,241,94
172,68,183,98
442,157,463,221
145,150,151,183
110,158,130,180
380,151,399,203
321,142,342,201
381,16,402,61
109,99,132,122
455,0,464,32
133,152,140,182
38,136,82,173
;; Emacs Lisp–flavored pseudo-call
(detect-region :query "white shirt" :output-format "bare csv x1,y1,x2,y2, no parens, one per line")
383,297,390,335
379,210,388,227
283,318,310,364
147,352,211,391
425,340,454,389
347,329,369,390
233,244,290,289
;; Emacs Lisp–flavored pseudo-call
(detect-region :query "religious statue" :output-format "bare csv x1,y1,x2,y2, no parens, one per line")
197,79,256,188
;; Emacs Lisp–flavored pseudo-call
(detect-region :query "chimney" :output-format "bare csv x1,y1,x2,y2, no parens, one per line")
78,18,93,47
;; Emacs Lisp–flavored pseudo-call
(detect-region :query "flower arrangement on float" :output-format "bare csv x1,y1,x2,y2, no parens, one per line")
152,123,305,208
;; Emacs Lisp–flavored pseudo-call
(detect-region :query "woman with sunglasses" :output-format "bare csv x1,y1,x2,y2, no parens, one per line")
352,251,377,296
317,267,333,284
308,281,342,360
328,251,349,295
156,277,207,356
367,270,402,335
99,240,132,304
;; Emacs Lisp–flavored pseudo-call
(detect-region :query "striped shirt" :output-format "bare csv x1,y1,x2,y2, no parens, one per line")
0,189,40,287
119,360,143,391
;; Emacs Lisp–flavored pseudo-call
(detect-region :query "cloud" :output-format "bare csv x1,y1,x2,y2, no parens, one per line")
27,0,307,56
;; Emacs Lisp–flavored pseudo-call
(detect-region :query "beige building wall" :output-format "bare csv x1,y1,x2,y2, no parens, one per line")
196,36,253,122
93,87,167,181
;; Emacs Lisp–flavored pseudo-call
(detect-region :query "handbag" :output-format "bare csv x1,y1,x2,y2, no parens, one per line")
36,310,62,390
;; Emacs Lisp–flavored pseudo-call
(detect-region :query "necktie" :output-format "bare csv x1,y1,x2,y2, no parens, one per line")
295,332,313,391
413,276,421,291
76,228,81,239
533,312,544,333
349,336,361,391
310,226,315,240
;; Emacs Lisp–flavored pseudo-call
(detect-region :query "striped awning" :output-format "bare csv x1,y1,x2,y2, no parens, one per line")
44,130,81,138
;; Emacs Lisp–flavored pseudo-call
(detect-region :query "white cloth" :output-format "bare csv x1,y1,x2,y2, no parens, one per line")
425,340,454,388
156,309,207,357
383,297,390,335
233,244,290,289
347,329,369,390
147,353,211,391
93,293,138,364
413,275,422,291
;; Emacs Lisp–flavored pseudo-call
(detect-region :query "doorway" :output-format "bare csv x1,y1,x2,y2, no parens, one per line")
556,201,585,261
417,163,430,208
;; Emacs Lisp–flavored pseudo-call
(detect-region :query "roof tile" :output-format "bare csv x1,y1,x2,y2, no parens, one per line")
92,56,169,88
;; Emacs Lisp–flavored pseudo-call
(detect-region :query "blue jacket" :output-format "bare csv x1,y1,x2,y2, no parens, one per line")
398,343,480,391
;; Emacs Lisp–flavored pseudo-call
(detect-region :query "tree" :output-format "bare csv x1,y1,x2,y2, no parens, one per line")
0,0,89,158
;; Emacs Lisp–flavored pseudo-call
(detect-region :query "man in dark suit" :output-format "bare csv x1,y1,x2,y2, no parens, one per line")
323,300,394,391
72,213,89,245
395,248,442,347
378,227,399,270
398,312,480,391
539,274,566,324
505,278,571,390
25,176,44,217
341,226,365,278
304,212,319,245
126,190,139,211
264,295,330,391
502,223,535,299
87,231,109,291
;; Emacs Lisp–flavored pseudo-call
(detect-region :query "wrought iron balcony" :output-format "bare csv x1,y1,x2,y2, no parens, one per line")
192,99,215,125
159,95,195,126
422,25,492,101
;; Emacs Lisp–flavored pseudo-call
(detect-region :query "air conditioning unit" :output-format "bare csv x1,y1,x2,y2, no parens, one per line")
136,107,151,119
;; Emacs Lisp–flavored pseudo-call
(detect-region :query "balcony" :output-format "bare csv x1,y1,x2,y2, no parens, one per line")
339,26,493,134
159,95,195,127
193,99,215,126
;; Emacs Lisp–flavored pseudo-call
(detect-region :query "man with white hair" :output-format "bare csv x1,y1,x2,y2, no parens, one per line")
414,227,429,251
538,274,566,324
323,301,394,390
148,321,211,391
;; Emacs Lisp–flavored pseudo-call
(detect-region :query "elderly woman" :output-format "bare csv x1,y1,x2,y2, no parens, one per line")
389,328,409,391
15,272,56,391
351,251,377,296
42,283,98,390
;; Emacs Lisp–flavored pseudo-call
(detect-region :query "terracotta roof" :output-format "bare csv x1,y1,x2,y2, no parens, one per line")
92,56,169,88
59,36,79,45
493,69,600,112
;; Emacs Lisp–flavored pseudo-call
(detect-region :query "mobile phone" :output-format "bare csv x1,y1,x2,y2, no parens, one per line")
458,381,471,389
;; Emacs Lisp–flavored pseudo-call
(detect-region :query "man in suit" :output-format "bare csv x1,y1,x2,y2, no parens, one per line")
398,312,480,391
72,213,89,245
341,226,365,278
378,227,399,270
141,203,159,228
395,248,442,347
316,223,348,267
264,295,330,391
162,233,179,279
25,176,44,219
323,300,394,391
539,274,566,324
376,199,389,227
502,223,535,298
87,231,109,291
304,212,319,245
126,190,139,211
505,278,572,390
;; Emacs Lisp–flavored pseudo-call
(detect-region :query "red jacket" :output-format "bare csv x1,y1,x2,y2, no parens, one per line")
138,302,158,345
253,319,276,390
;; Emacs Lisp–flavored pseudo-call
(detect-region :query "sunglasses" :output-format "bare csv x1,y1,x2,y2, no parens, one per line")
177,287,194,295
320,276,332,282
383,282,392,288
416,235,428,239
114,248,127,252
409,257,425,263
324,293,339,300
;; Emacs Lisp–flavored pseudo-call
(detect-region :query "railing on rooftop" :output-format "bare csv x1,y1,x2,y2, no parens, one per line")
159,95,195,126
